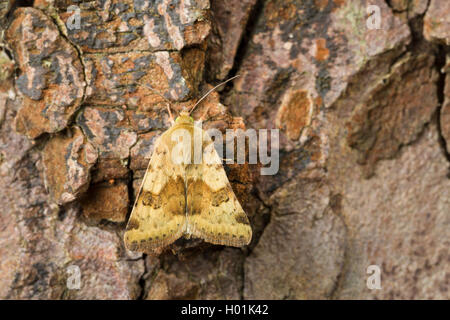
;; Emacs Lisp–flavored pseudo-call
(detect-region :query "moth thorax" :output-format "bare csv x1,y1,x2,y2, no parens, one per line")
175,111,194,124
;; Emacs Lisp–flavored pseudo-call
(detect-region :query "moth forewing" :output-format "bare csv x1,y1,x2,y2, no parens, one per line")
170,127,192,165
193,120,204,165
186,128,252,247
124,128,186,252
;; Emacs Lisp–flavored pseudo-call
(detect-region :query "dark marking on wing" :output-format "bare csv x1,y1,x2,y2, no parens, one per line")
125,218,140,231
235,213,250,225
141,191,162,209
212,188,230,207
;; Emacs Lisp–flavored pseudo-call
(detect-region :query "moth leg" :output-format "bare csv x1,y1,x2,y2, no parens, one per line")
198,104,212,122
166,102,175,125
143,83,175,124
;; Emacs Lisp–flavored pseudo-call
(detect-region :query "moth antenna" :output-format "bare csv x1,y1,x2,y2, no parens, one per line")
188,75,240,115
144,84,175,123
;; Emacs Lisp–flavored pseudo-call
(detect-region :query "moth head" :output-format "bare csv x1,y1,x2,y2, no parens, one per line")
175,111,194,124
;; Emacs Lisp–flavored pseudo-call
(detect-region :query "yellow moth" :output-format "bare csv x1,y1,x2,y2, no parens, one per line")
124,77,252,252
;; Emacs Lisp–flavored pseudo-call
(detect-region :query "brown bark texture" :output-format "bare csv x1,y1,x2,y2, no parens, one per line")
0,0,448,299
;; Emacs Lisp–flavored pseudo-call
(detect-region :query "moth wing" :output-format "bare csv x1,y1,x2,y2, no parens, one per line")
186,128,252,247
124,130,186,252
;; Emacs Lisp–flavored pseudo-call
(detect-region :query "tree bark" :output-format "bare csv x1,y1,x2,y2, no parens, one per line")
0,0,448,299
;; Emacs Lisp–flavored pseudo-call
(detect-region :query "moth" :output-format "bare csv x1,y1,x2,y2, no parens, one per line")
124,77,252,253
